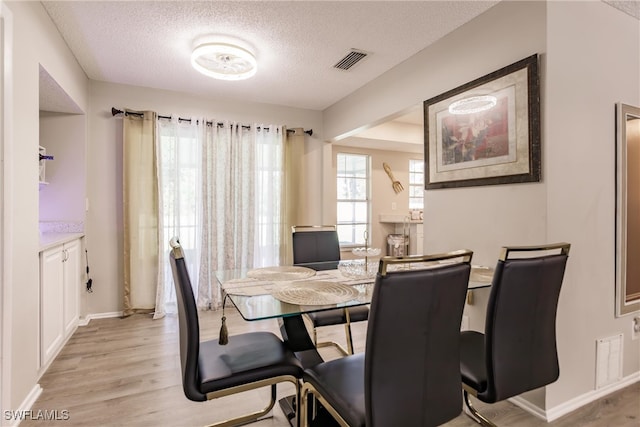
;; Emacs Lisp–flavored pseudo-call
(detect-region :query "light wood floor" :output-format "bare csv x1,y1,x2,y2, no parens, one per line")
24,310,639,427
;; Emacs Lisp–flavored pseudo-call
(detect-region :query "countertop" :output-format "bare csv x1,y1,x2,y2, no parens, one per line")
378,214,423,224
39,232,84,251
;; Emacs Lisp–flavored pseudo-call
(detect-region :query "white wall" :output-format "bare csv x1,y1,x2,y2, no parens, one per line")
1,1,11,416
545,0,640,409
323,0,639,417
4,0,88,411
39,112,86,223
84,81,323,316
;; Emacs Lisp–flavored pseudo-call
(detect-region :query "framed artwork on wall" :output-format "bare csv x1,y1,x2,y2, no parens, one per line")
615,103,640,317
423,54,541,189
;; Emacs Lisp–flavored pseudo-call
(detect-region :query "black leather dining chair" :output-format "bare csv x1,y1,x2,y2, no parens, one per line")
292,225,369,356
460,243,571,427
300,250,474,427
169,237,304,427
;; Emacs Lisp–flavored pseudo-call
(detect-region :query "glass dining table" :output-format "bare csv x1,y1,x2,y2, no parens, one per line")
215,260,493,363
214,260,493,424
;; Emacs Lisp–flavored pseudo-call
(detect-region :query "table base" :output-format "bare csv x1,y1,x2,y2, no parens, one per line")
278,395,297,426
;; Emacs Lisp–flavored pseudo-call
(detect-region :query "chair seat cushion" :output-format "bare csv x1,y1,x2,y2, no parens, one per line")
198,331,303,394
305,306,369,327
460,330,488,394
303,353,366,427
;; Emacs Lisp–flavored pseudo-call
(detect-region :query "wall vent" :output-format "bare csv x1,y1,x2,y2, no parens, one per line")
595,334,623,389
333,49,369,71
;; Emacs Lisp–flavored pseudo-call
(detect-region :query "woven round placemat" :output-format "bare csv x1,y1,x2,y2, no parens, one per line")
271,281,359,306
246,266,316,281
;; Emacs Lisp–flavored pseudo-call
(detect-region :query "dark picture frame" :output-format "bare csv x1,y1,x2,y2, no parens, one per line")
423,54,541,189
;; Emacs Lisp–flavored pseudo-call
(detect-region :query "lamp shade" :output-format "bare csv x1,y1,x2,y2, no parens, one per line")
191,43,257,81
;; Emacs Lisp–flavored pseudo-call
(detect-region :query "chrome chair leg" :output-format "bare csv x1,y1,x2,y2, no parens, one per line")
463,390,497,427
300,382,311,427
204,385,276,427
301,382,350,427
344,308,354,355
312,314,350,356
343,324,354,355
202,376,300,427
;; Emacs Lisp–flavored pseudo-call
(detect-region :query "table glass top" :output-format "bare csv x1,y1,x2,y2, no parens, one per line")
215,262,493,321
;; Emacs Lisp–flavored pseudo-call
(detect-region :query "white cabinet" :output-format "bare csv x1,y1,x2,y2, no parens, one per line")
39,238,81,370
40,246,65,368
62,239,80,337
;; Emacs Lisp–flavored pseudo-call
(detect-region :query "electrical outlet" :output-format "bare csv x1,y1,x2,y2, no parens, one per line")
632,316,640,340
391,202,397,210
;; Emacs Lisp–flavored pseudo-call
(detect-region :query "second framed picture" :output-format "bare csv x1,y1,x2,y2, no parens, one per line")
424,54,541,189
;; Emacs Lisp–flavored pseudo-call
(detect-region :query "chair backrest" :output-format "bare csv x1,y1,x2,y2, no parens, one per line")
169,237,206,402
291,225,340,264
483,243,570,402
365,251,473,427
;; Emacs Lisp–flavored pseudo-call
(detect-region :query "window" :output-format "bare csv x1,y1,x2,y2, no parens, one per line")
156,120,285,313
409,159,424,210
336,153,370,246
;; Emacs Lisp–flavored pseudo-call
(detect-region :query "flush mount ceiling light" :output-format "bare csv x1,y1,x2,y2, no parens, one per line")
448,95,497,115
191,43,257,81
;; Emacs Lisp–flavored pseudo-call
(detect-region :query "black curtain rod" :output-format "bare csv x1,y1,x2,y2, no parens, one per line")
111,107,313,136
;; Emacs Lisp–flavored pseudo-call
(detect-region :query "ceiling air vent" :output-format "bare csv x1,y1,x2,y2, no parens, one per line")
333,49,369,71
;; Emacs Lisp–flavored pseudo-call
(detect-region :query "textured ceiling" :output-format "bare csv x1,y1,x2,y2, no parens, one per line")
40,1,639,150
41,1,500,111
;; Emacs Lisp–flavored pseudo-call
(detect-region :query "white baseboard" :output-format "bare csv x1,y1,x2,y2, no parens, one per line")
545,371,640,422
508,371,640,422
4,384,42,427
78,311,123,326
508,395,547,421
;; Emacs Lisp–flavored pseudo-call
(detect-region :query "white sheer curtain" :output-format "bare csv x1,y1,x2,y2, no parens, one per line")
254,124,286,267
155,118,202,318
198,122,286,309
155,118,285,316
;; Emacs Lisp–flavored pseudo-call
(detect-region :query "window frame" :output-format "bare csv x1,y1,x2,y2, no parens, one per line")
409,158,424,211
336,152,371,248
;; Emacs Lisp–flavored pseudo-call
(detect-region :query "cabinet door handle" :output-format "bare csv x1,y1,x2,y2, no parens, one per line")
62,249,68,262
